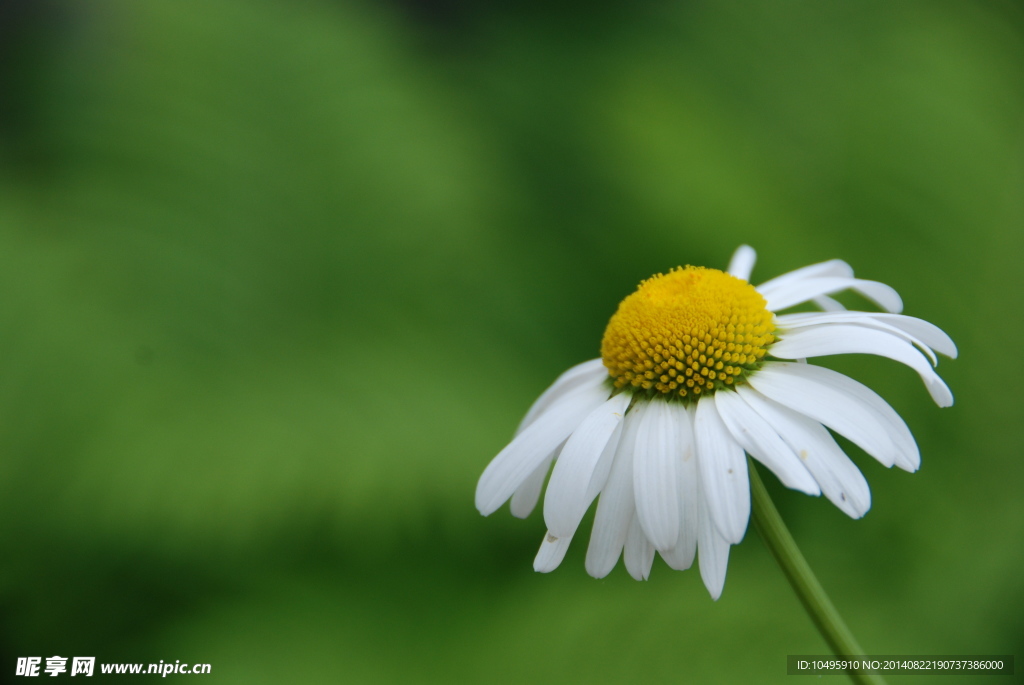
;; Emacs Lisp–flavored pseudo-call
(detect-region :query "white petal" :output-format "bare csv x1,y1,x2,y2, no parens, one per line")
756,258,854,294
813,295,847,312
697,493,731,600
544,393,631,538
534,531,573,573
770,324,953,407
714,389,819,495
748,362,902,468
476,383,608,516
762,277,903,314
586,404,644,578
660,405,699,570
737,386,871,518
727,245,757,281
510,450,556,518
694,399,750,545
632,400,682,551
623,513,655,581
776,312,940,366
585,421,624,502
875,314,957,359
760,362,921,472
516,359,608,435
777,311,956,360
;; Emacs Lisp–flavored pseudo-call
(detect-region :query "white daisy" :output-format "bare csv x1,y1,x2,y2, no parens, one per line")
475,245,955,599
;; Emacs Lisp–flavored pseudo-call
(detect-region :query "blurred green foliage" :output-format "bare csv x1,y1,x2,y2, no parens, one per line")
0,0,1021,682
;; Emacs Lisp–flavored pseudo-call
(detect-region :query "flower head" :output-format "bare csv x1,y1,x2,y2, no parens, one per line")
601,266,775,397
475,246,955,598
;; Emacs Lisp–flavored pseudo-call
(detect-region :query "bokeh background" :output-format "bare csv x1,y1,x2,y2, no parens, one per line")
0,0,1021,682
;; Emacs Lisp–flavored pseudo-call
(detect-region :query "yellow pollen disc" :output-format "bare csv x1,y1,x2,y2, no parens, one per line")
600,266,775,398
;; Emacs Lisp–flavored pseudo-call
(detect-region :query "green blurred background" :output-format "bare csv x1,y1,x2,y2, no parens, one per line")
0,0,1020,682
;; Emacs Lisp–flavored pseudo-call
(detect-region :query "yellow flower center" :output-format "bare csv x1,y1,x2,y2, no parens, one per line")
600,266,775,398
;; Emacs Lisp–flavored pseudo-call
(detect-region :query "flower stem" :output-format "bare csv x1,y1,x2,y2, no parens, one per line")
748,459,887,685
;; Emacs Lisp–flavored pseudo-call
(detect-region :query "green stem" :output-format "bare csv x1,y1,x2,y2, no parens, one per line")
748,459,887,685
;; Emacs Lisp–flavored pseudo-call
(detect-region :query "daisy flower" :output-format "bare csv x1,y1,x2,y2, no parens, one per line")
475,245,955,599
